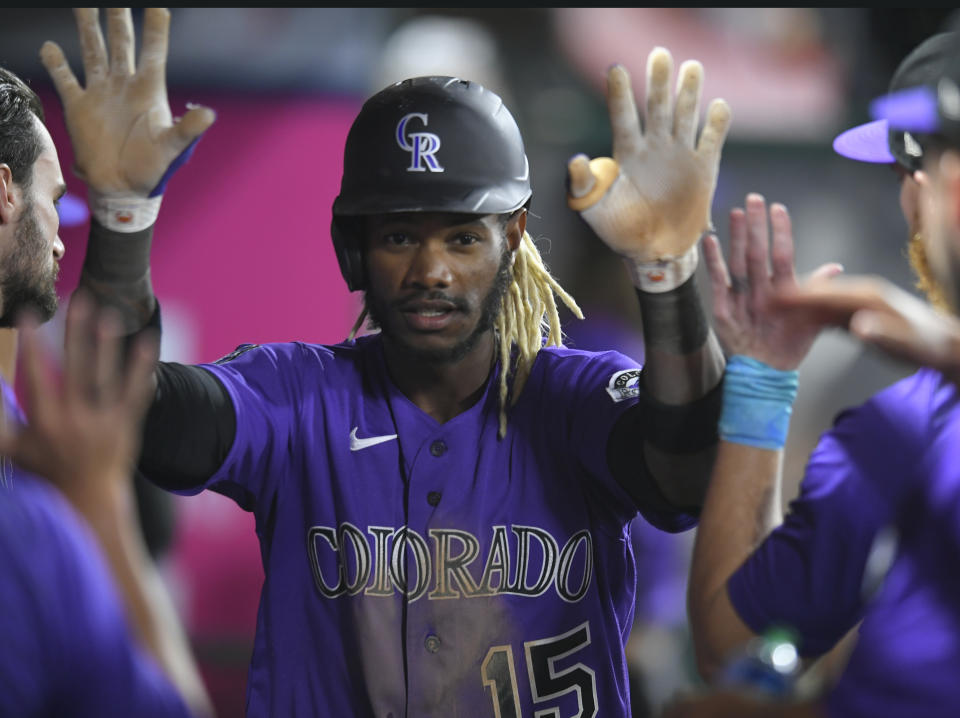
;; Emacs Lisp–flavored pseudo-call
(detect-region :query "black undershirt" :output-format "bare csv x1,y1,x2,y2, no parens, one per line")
138,360,720,515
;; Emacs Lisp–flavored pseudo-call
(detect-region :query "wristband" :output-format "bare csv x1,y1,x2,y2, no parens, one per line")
635,274,709,354
624,244,699,293
88,190,163,234
719,355,798,450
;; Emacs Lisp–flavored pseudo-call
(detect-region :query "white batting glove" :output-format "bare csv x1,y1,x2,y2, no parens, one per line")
40,8,215,230
568,48,731,292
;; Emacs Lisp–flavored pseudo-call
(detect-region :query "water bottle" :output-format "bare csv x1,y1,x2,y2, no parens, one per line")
717,627,801,698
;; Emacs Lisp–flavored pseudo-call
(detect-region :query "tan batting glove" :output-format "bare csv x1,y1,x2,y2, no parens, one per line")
40,8,215,231
568,48,731,292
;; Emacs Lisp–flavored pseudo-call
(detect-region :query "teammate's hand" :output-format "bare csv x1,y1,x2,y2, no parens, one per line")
568,48,731,263
771,274,960,384
40,8,215,196
703,194,843,371
0,292,158,522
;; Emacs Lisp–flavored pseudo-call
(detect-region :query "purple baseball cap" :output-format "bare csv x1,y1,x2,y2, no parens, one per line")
833,32,957,171
833,118,896,164
870,51,960,152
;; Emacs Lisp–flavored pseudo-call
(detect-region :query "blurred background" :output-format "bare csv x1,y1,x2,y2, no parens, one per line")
2,7,958,717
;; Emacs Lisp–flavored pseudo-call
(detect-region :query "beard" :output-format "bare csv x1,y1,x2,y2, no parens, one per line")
365,243,513,364
0,201,59,327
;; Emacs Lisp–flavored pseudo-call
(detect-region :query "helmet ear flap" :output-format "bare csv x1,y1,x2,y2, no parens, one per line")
331,218,365,292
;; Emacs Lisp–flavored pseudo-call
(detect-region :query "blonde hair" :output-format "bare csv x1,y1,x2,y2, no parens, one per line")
495,230,582,436
907,231,951,313
349,228,583,438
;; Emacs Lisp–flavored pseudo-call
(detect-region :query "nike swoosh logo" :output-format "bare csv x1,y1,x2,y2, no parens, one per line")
349,427,398,452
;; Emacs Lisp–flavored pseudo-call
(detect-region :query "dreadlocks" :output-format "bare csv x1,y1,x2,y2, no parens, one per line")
495,230,582,436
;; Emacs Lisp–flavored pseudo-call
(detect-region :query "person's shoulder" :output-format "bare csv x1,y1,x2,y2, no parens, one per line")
816,368,935,471
526,345,643,404
534,344,641,372
207,334,380,371
831,368,934,426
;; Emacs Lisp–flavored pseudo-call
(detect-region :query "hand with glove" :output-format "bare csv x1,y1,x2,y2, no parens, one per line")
41,8,215,232
568,48,731,293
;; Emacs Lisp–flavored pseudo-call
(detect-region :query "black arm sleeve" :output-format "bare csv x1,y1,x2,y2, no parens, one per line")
606,374,723,514
138,362,237,492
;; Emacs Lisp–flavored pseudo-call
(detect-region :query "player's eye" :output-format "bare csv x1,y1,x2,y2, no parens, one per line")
382,232,412,247
451,232,480,246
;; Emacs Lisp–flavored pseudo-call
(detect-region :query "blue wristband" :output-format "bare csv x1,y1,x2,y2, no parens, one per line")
719,355,798,450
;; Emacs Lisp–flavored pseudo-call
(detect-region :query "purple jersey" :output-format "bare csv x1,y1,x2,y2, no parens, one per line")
726,369,938,657
0,473,191,717
825,370,960,717
196,334,695,717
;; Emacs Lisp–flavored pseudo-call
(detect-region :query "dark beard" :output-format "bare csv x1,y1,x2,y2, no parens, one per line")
0,202,59,327
366,244,513,364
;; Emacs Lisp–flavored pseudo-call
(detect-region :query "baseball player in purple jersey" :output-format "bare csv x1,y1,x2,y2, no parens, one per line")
683,31,960,682
46,7,739,717
0,50,211,716
665,33,960,718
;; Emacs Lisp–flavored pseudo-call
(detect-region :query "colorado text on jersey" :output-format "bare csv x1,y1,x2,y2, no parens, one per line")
308,522,593,603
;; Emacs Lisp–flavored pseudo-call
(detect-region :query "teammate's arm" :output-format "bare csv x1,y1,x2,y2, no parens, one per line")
40,9,226,486
41,7,214,334
0,295,214,717
687,196,841,678
568,49,729,507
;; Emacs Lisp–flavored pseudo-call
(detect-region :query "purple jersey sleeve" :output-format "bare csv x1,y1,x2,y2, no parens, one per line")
529,347,698,533
0,477,191,718
193,342,320,510
726,370,936,657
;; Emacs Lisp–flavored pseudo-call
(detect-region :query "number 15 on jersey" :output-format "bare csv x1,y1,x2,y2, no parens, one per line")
481,621,599,718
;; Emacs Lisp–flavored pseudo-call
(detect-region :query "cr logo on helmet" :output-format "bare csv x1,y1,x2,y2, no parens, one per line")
396,113,444,173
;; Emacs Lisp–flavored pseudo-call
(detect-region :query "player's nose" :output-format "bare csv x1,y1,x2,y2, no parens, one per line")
404,242,452,289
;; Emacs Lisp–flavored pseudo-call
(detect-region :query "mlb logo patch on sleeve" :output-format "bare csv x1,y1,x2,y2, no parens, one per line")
606,369,641,402
213,343,260,365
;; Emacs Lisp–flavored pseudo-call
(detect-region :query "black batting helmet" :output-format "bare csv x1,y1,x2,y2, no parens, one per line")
331,76,532,291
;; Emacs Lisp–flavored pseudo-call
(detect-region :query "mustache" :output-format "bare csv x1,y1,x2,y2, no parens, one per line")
393,291,469,312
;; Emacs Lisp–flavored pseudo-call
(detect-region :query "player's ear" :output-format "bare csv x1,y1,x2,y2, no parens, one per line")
0,164,17,226
504,208,526,252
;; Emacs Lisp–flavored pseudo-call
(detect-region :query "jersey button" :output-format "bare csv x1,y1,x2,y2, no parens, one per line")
430,440,447,457
427,491,441,506
424,634,441,653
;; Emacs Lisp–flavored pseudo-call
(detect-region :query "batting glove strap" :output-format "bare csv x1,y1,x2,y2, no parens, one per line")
719,355,798,450
624,244,699,293
88,189,163,234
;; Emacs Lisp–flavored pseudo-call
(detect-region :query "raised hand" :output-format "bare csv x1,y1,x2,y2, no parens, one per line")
703,194,843,370
568,48,731,275
771,274,960,383
40,8,215,197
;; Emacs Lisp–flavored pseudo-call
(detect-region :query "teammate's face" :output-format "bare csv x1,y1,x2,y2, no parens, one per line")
363,211,521,364
0,118,66,326
919,150,960,314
